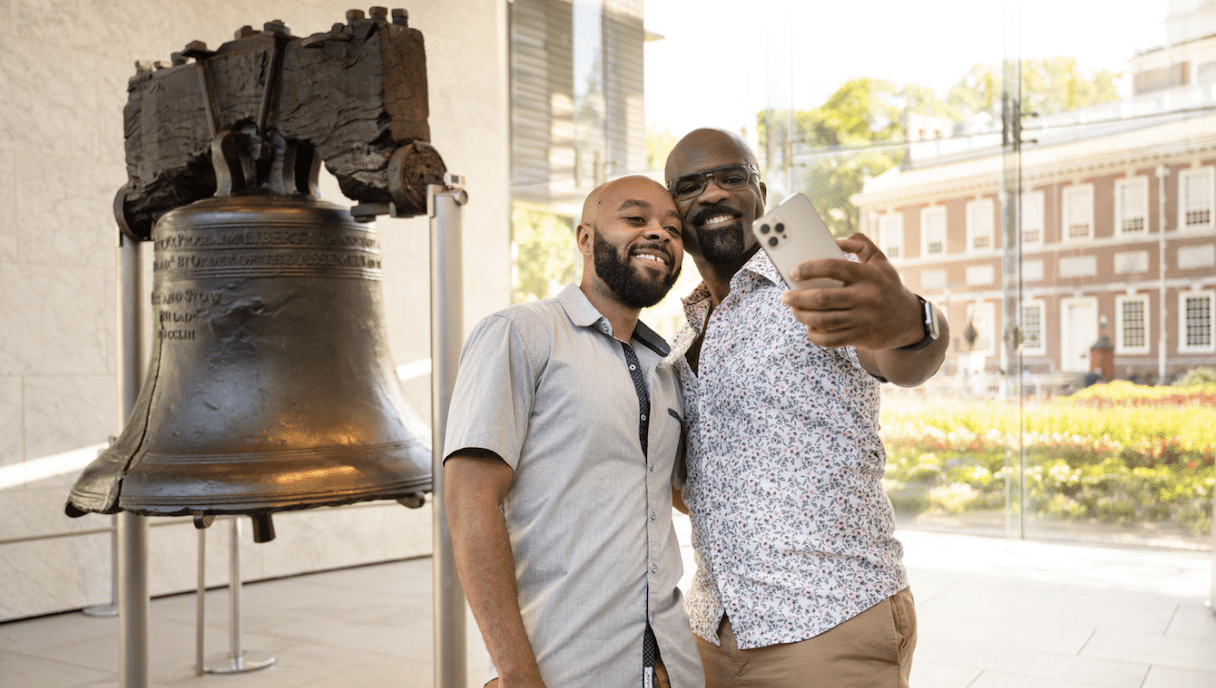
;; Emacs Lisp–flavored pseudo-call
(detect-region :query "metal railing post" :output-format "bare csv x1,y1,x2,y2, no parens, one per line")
117,233,149,688
429,176,468,688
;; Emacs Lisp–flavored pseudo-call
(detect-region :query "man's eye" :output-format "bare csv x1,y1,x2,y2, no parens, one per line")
674,178,702,195
721,171,747,185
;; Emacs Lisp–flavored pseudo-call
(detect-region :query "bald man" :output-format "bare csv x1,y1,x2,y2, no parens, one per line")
444,176,704,688
663,129,948,688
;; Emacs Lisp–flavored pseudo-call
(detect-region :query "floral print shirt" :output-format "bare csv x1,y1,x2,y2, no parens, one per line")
669,250,908,650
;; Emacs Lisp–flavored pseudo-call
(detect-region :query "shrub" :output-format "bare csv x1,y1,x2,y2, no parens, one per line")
1173,366,1216,387
881,388,1214,542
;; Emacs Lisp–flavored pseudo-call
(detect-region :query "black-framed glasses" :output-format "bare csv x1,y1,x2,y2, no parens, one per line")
667,164,759,200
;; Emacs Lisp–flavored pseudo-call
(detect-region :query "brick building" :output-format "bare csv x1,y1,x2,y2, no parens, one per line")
853,108,1216,389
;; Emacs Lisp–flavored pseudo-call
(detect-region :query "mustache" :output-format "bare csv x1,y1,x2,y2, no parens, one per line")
690,204,742,227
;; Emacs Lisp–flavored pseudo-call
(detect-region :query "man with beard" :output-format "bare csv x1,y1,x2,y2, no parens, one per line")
663,129,949,688
444,175,703,688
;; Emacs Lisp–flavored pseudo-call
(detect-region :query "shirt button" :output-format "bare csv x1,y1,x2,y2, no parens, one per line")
649,464,654,472
651,564,658,573
629,364,636,371
640,414,647,421
650,511,656,520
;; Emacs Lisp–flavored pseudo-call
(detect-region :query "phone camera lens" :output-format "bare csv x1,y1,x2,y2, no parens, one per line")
775,222,785,233
759,224,770,234
767,237,779,247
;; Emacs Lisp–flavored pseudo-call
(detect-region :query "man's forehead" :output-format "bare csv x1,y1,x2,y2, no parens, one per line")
601,181,675,210
667,136,751,179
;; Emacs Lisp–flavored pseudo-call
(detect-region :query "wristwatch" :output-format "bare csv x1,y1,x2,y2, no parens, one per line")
895,295,940,352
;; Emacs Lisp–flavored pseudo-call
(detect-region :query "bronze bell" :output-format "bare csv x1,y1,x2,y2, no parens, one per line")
66,10,447,541
66,189,433,536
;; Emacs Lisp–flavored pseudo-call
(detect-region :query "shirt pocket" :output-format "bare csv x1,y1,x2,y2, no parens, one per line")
665,408,688,487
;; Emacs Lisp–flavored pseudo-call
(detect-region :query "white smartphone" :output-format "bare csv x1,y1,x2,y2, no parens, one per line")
752,193,845,290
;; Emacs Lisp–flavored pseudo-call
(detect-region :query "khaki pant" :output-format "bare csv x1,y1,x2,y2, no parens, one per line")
483,655,670,687
696,588,917,688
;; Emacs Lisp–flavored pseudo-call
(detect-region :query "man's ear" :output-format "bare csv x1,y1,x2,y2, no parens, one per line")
576,223,594,257
758,180,768,205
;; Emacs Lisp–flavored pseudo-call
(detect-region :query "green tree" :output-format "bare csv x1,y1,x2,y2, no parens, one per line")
512,204,578,303
647,128,677,172
756,59,1121,238
757,78,908,237
949,57,1121,120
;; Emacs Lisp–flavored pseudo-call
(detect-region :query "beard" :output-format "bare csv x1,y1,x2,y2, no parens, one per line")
689,205,750,265
592,232,681,309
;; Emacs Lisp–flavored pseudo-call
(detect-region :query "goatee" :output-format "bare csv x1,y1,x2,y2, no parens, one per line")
690,206,748,264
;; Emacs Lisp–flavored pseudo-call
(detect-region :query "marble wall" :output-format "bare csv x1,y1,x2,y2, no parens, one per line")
0,0,512,623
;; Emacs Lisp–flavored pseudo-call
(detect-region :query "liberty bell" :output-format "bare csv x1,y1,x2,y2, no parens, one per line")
65,9,446,541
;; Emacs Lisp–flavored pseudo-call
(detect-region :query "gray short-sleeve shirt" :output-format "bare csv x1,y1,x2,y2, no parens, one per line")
444,283,702,687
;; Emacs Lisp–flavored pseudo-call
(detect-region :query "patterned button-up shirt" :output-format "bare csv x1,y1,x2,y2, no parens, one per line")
669,250,907,650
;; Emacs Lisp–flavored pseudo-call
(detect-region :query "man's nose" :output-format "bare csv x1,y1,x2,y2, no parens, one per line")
697,177,732,202
643,221,669,241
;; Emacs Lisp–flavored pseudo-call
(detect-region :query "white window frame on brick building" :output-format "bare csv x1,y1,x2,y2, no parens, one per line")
878,212,903,260
1062,183,1094,241
1115,176,1148,236
966,198,994,253
1178,289,1215,353
921,205,946,257
1178,166,1214,231
1115,294,1151,354
1020,299,1046,355
1021,190,1044,247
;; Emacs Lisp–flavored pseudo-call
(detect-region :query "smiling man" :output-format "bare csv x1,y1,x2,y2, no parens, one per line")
664,129,948,688
444,175,704,688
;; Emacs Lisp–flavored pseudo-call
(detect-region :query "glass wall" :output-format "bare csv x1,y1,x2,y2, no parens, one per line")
691,0,1215,551
509,0,1213,550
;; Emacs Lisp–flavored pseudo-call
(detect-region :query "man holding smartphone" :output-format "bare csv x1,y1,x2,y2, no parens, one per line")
444,175,703,688
663,128,949,688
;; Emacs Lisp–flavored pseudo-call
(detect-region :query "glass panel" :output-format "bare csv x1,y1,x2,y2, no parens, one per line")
1012,0,1214,549
508,0,1213,551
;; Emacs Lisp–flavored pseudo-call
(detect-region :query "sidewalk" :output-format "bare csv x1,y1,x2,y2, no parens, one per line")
1,526,1212,687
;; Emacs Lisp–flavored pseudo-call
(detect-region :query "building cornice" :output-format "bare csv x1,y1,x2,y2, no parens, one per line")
854,113,1216,209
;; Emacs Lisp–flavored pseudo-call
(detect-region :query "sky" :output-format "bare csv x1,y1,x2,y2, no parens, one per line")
643,0,1169,139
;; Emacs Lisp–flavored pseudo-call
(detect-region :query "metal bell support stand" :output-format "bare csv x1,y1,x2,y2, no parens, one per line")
110,180,471,687
82,519,119,618
195,516,275,675
429,177,468,688
116,232,150,688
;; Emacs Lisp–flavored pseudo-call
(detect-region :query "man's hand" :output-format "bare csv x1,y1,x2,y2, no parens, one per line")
779,233,922,351
778,232,948,386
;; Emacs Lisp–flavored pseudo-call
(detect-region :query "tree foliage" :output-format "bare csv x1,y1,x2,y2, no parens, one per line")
512,205,578,303
757,78,908,237
949,57,1121,121
756,58,1123,239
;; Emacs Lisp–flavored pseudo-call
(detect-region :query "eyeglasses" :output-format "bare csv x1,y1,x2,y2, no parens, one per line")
667,164,759,201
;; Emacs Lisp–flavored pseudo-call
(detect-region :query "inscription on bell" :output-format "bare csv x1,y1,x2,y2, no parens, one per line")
158,329,197,341
154,230,380,251
151,289,223,306
159,310,198,324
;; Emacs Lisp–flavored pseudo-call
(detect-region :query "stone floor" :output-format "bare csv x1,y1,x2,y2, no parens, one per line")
2,522,1213,687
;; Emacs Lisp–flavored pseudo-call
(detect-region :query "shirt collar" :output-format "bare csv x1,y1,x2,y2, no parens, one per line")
741,249,784,288
679,250,783,330
557,283,671,357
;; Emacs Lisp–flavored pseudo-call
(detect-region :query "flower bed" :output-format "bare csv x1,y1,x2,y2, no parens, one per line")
881,381,1216,541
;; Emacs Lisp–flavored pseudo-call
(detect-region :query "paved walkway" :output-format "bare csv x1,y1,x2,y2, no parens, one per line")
2,525,1212,687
